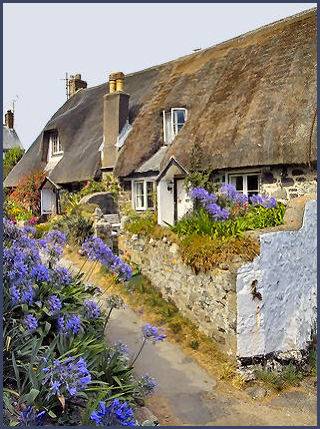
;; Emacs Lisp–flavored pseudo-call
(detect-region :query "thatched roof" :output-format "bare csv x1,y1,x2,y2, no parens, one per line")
115,8,317,177
3,126,23,151
5,8,316,188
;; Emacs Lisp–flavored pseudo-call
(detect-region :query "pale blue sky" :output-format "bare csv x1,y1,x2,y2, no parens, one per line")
3,3,316,149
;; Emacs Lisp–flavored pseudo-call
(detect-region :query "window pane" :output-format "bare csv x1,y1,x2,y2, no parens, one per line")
176,110,186,124
147,182,154,208
230,176,243,191
134,182,144,209
247,175,259,191
164,112,172,143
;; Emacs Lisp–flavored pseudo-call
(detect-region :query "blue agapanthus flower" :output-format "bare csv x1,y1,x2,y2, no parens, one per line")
206,203,230,220
250,194,277,208
51,266,72,286
90,399,135,426
47,295,62,315
31,264,51,283
142,324,166,342
83,299,101,319
18,406,46,426
23,314,38,333
57,314,81,335
43,356,91,398
139,374,157,395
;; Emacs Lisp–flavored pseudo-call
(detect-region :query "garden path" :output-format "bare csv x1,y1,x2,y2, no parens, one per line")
62,256,317,426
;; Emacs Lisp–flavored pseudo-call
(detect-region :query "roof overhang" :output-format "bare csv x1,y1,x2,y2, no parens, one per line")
156,156,189,182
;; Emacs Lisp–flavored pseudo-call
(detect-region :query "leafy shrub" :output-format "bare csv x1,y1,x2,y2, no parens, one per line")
3,219,156,426
3,147,24,178
124,210,157,236
173,204,286,238
180,234,259,273
35,223,51,238
4,199,33,222
52,213,94,246
9,170,45,216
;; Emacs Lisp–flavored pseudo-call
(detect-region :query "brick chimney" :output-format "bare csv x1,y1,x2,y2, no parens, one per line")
101,72,129,170
4,110,14,129
68,73,87,97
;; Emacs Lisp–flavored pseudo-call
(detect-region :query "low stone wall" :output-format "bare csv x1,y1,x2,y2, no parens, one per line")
119,235,238,356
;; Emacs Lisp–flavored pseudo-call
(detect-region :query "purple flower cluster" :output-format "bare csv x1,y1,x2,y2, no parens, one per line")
113,341,129,356
250,194,277,208
220,184,249,205
57,314,81,335
38,230,66,265
189,187,230,221
43,356,91,397
23,314,38,333
51,266,72,287
83,300,101,319
18,406,46,426
139,374,157,395
47,295,62,315
90,399,135,426
81,237,132,281
31,264,51,283
142,324,166,343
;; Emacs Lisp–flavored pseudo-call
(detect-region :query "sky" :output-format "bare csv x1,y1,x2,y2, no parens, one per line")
3,2,316,149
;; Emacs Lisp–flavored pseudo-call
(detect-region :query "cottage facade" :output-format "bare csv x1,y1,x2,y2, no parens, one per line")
4,9,317,222
2,110,24,159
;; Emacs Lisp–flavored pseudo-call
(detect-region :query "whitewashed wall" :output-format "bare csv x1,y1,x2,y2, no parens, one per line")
157,180,174,226
237,200,317,358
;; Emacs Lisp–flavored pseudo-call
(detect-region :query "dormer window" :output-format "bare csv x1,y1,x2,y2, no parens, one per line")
163,108,187,144
49,131,63,156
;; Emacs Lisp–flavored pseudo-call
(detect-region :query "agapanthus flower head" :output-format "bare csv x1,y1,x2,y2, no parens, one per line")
142,323,166,342
83,299,101,319
23,314,38,333
113,341,129,356
111,256,133,282
189,187,217,205
22,225,36,236
47,295,62,315
31,264,51,283
139,374,157,395
57,314,81,335
44,230,67,247
206,203,230,220
106,294,124,309
90,399,135,426
250,194,277,208
18,406,46,426
3,217,23,242
42,355,91,398
51,266,72,286
220,183,238,201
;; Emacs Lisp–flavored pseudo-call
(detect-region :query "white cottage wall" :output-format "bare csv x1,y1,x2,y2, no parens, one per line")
237,200,317,359
157,180,175,225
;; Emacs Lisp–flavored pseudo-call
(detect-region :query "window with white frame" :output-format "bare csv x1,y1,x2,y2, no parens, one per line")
50,132,63,156
228,173,260,196
133,180,155,210
163,108,187,144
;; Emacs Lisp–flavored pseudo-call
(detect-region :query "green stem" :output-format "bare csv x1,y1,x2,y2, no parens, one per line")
104,307,114,331
131,338,147,366
77,258,87,276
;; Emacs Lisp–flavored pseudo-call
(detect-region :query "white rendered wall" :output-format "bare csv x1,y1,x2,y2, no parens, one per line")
237,200,317,358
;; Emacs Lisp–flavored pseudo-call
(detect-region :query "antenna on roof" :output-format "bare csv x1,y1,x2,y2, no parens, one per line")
11,95,19,114
60,72,69,100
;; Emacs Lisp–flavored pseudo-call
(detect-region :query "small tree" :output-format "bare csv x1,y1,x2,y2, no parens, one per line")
3,147,24,178
9,170,45,216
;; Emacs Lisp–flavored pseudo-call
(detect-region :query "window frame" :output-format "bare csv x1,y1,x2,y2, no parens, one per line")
49,132,63,157
132,179,156,211
227,171,260,196
162,108,187,144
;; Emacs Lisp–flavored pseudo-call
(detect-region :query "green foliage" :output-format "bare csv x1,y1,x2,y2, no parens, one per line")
179,234,259,273
124,210,158,237
173,204,286,238
3,147,24,178
4,198,33,222
255,364,304,391
34,222,51,238
52,213,94,246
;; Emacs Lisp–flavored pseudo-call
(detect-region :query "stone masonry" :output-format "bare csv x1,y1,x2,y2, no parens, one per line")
119,234,238,356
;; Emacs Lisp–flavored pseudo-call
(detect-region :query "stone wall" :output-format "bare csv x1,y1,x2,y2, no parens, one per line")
260,165,317,201
119,234,238,355
236,200,317,375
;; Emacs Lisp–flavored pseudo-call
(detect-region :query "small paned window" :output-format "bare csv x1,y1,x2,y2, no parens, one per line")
163,108,187,144
229,173,260,196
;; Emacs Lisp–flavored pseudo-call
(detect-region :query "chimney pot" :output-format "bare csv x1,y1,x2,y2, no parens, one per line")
5,110,14,129
109,72,125,93
68,73,87,97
